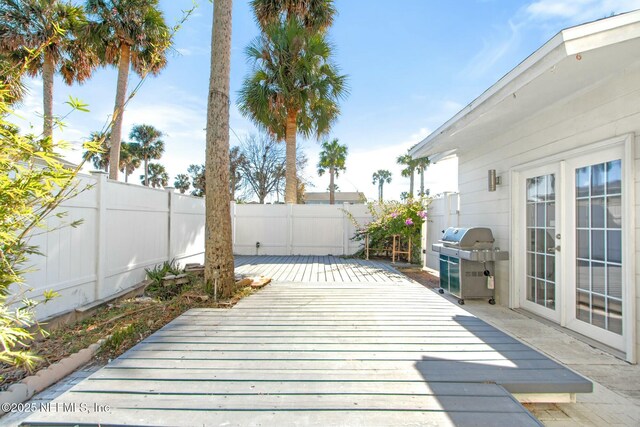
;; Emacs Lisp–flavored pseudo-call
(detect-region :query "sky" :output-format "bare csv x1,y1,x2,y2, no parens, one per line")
11,0,640,201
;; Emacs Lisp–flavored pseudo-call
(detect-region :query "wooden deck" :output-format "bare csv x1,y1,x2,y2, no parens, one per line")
22,257,591,426
234,255,408,283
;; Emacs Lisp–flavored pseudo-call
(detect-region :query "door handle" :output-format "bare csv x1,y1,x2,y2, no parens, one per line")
547,246,561,253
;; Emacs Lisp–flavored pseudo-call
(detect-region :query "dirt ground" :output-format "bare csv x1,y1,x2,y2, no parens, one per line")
400,268,440,289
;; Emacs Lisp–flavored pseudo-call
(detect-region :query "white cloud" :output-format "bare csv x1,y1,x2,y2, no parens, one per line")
460,20,523,79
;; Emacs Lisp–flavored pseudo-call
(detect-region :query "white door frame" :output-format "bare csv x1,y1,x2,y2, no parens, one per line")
516,163,563,323
510,134,636,362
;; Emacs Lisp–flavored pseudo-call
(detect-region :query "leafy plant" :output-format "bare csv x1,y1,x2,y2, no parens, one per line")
0,92,100,377
349,198,431,263
145,260,185,300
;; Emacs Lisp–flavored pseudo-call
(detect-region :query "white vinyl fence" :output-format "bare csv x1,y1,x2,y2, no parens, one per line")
22,173,372,320
424,192,460,270
23,172,206,320
232,203,371,256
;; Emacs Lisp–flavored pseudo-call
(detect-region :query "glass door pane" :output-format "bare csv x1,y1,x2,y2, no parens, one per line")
525,173,556,309
574,160,623,335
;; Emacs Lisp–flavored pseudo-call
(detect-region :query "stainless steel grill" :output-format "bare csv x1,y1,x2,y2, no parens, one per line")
432,227,509,305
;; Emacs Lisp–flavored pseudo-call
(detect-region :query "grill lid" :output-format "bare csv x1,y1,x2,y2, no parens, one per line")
441,227,495,250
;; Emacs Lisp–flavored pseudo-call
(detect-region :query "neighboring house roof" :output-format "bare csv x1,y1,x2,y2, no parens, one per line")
410,10,640,161
304,191,366,203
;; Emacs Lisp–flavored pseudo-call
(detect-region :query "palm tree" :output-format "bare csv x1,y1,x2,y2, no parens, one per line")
372,169,392,202
251,0,336,32
1,52,27,105
0,0,96,138
119,142,140,183
415,156,430,196
397,152,418,198
317,138,347,205
128,124,164,186
188,164,205,197
142,163,168,188
174,173,190,194
238,15,347,204
82,130,110,172
204,0,235,298
85,0,170,181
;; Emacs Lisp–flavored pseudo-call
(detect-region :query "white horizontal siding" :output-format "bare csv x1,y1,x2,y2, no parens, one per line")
455,57,640,357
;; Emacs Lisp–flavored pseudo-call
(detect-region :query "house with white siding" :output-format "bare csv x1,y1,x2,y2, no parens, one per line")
411,10,640,363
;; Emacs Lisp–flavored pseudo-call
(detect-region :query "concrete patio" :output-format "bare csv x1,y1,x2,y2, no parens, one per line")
17,256,596,426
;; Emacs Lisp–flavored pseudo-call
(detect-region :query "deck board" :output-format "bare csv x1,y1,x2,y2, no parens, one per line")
22,256,592,426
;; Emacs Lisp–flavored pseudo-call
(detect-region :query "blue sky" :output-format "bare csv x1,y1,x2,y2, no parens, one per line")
13,0,640,201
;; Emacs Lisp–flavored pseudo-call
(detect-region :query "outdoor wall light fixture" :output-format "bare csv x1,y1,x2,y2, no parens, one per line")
488,169,502,192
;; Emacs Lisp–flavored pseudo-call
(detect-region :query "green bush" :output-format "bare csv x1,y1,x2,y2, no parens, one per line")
350,198,431,263
145,260,186,300
0,88,99,377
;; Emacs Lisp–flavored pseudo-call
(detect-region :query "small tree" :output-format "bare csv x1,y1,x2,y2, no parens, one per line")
119,142,141,183
397,152,418,198
239,134,285,204
174,173,190,194
415,156,430,196
229,146,245,201
187,164,205,197
143,163,168,188
317,138,347,205
372,169,392,202
82,130,110,172
128,124,164,186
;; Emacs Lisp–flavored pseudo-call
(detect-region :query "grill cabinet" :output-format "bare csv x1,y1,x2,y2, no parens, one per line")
432,227,509,305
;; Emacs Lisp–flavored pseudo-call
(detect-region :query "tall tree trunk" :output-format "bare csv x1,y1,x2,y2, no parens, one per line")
205,0,234,298
124,170,129,183
409,170,414,198
109,43,131,181
284,110,298,204
42,50,54,140
144,157,149,186
420,168,425,196
379,182,383,202
329,167,335,205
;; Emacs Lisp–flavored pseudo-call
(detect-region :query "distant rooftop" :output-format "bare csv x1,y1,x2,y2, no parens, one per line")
304,192,366,204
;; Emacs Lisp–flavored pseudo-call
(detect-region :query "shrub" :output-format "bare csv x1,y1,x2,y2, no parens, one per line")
350,197,431,263
0,89,99,377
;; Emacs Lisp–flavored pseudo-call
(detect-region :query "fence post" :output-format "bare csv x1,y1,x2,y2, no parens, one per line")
230,201,236,252
342,202,350,255
287,203,293,255
165,187,175,263
90,171,107,300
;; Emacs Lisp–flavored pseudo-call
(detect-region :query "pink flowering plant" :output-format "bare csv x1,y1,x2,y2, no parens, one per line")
349,197,431,262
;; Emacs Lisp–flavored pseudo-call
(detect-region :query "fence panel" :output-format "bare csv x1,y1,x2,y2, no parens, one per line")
232,203,372,256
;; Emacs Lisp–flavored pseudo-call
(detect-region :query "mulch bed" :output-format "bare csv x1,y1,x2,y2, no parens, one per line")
0,280,255,392
400,268,440,289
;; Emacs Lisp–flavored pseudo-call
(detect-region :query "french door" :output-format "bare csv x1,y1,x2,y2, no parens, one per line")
518,146,626,351
520,164,561,322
